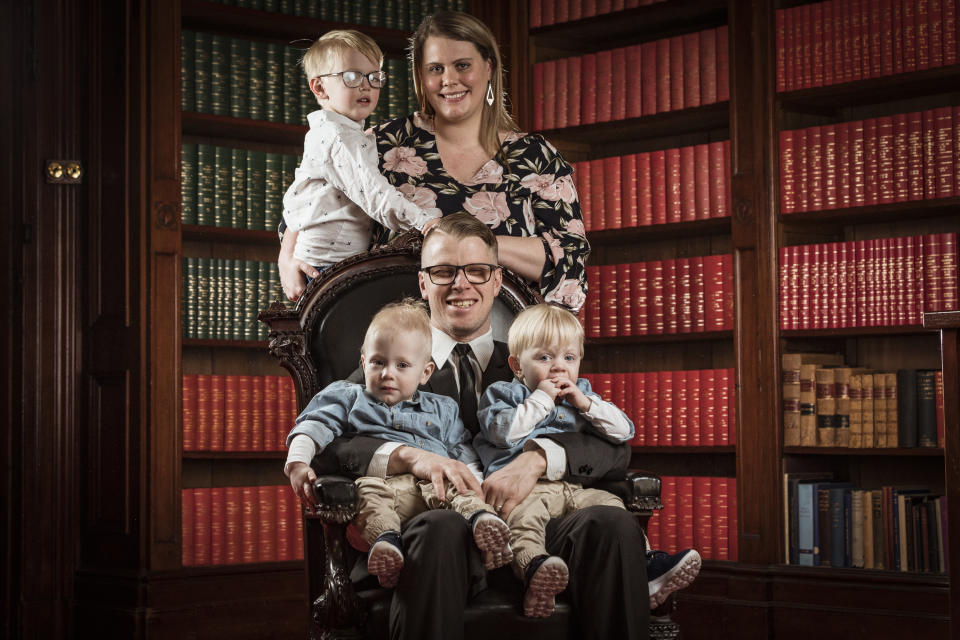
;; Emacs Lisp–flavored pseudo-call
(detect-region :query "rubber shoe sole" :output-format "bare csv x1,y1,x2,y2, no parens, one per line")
367,540,404,589
648,549,702,609
523,556,569,618
473,514,514,570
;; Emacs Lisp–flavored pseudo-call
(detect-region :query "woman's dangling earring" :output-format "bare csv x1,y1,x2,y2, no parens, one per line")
486,81,495,106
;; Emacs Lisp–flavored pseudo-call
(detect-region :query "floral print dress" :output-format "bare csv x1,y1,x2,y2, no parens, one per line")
371,112,590,311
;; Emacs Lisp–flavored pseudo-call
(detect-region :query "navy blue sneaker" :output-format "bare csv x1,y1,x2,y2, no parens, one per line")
367,531,404,588
522,555,568,617
647,549,701,608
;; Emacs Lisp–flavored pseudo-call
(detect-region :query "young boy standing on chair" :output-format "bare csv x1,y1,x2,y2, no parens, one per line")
476,303,702,616
283,299,512,588
281,30,439,280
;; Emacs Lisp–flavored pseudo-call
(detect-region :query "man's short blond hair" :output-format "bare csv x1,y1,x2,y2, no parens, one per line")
301,29,384,80
507,304,585,358
362,298,432,355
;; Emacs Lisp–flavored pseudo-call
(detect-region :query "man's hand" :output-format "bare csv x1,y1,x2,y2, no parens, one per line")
286,461,318,508
482,449,547,518
390,446,483,500
555,379,591,412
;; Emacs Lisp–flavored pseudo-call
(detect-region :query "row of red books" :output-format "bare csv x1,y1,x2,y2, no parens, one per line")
182,485,304,567
581,255,734,338
182,374,297,452
582,369,736,447
778,233,959,330
646,476,739,561
572,141,730,232
776,0,960,92
779,106,960,213
529,0,668,27
531,26,729,131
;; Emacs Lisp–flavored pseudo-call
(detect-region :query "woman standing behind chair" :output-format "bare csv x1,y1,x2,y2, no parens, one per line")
279,11,589,312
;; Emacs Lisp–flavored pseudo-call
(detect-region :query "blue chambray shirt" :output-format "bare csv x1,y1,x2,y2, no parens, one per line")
286,380,478,466
475,378,634,476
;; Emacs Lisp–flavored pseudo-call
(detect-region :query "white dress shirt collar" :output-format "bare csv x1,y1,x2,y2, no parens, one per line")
431,326,494,371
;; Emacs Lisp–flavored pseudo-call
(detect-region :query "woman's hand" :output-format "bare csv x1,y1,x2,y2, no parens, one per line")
482,449,546,518
278,229,319,301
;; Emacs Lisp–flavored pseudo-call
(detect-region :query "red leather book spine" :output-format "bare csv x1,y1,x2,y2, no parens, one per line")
258,485,277,562
666,147,682,224
776,8,787,92
210,486,226,565
870,0,884,78
823,124,838,210
194,488,211,566
892,0,905,74
621,154,638,228
701,369,716,446
827,243,840,329
663,258,678,334
196,374,211,451
656,37,671,113
677,476,695,551
790,245,802,330
617,263,632,336
644,371,660,446
183,374,197,451
182,489,195,567
630,372,645,446
661,476,677,551
575,161,592,232
797,244,810,329
831,1,844,84
716,140,730,218
611,47,626,121
877,115,895,204
542,60,556,130
906,237,919,325
893,112,910,202
251,375,264,452
612,373,628,426
673,370,688,446
676,257,692,334
895,237,908,325
810,244,823,329
581,54,597,125
238,374,252,451
683,31,700,108
603,156,622,229
241,486,258,564
717,368,730,446
864,118,879,206
841,1,854,82
917,0,931,70
850,120,866,206
646,507,661,549
903,0,918,71
944,0,957,65
837,121,852,208
954,106,960,195
583,0,597,18
209,374,225,450
568,55,582,127
811,2,824,87
935,106,955,198
555,57,568,130
940,232,958,311
593,374,613,409
713,476,729,560
542,0,554,25
853,240,866,327
626,44,642,119
823,1,835,85
556,0,569,27
532,62,544,131
721,253,734,330
596,0,611,15
801,4,813,87
700,27,717,104
728,368,737,446
687,369,701,446
586,265,601,338
923,109,937,199
694,476,713,559
716,26,729,101
932,0,945,68
284,377,299,449
808,125,823,210
658,370,673,446
838,243,851,328
630,261,648,336
264,374,278,451
636,152,652,226
648,259,664,334
293,492,304,560
780,130,796,214
693,143,711,221
529,0,542,28
599,264,619,337
703,254,724,332
852,0,867,80
641,41,658,116
651,150,667,225
596,50,613,122
225,374,241,451
225,485,242,564
794,128,809,211
589,158,606,230
728,478,738,561
779,247,790,329
669,35,684,111
679,145,696,222
275,484,291,561
881,0,895,75
692,256,706,333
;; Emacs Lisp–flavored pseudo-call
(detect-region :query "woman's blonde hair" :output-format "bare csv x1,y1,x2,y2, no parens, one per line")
362,298,432,355
302,29,384,83
507,304,585,359
408,11,519,158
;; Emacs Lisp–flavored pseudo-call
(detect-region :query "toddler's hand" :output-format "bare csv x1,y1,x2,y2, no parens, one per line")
536,378,560,402
555,379,592,412
286,461,318,507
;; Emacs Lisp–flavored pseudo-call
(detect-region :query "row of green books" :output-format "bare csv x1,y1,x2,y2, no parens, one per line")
181,143,297,230
182,258,283,341
207,0,467,30
182,31,419,126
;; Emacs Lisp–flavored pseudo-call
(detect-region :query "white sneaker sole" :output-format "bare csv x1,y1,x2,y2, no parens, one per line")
523,556,569,618
473,516,514,570
649,550,702,609
367,541,404,589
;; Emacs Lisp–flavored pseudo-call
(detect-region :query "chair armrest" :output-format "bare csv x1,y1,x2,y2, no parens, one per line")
595,471,662,513
309,475,359,523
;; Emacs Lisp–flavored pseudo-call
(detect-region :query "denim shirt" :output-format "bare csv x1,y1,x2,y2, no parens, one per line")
286,380,478,466
475,378,634,476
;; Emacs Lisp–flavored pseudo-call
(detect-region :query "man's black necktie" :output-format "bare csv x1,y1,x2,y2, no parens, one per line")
454,343,478,431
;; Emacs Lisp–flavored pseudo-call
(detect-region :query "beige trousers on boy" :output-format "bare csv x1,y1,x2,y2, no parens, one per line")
506,479,625,574
354,473,493,545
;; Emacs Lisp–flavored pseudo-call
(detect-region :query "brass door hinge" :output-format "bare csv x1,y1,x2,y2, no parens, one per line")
46,160,83,184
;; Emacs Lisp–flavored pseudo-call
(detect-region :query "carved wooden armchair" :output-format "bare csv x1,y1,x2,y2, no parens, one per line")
259,234,677,640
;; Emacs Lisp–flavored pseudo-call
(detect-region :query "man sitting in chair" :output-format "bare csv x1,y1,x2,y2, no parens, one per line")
296,213,667,640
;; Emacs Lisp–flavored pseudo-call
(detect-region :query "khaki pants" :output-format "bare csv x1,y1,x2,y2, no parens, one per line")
354,473,493,545
506,480,624,574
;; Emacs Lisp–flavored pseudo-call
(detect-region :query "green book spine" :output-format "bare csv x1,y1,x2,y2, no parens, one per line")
300,78,316,122
408,1,421,32
214,146,232,227
316,0,333,19
217,258,231,340
210,35,230,116
248,40,266,121
267,262,282,320
264,152,284,232
264,0,281,11
281,154,298,202
244,260,259,340
331,0,344,23
368,0,383,26
181,142,198,225
305,0,320,18
387,58,403,120
229,38,250,119
194,32,212,114
181,30,196,112
353,1,369,25
246,150,266,230
395,0,408,29
383,0,397,28
264,44,283,123
184,257,199,339
291,0,306,15
283,46,302,125
232,259,245,340
182,258,190,338
197,258,211,339
257,261,272,339
196,143,215,226
231,147,247,229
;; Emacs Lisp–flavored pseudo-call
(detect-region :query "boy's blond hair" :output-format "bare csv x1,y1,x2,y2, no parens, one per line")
362,298,432,355
507,304,585,359
302,29,384,82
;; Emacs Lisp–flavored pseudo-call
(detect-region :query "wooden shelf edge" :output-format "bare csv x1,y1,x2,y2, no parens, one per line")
183,451,286,460
587,330,733,345
779,197,960,227
183,338,272,349
183,224,277,243
631,446,736,454
923,310,960,330
784,446,944,456
588,217,731,245
183,111,308,148
157,562,304,579
780,326,937,338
